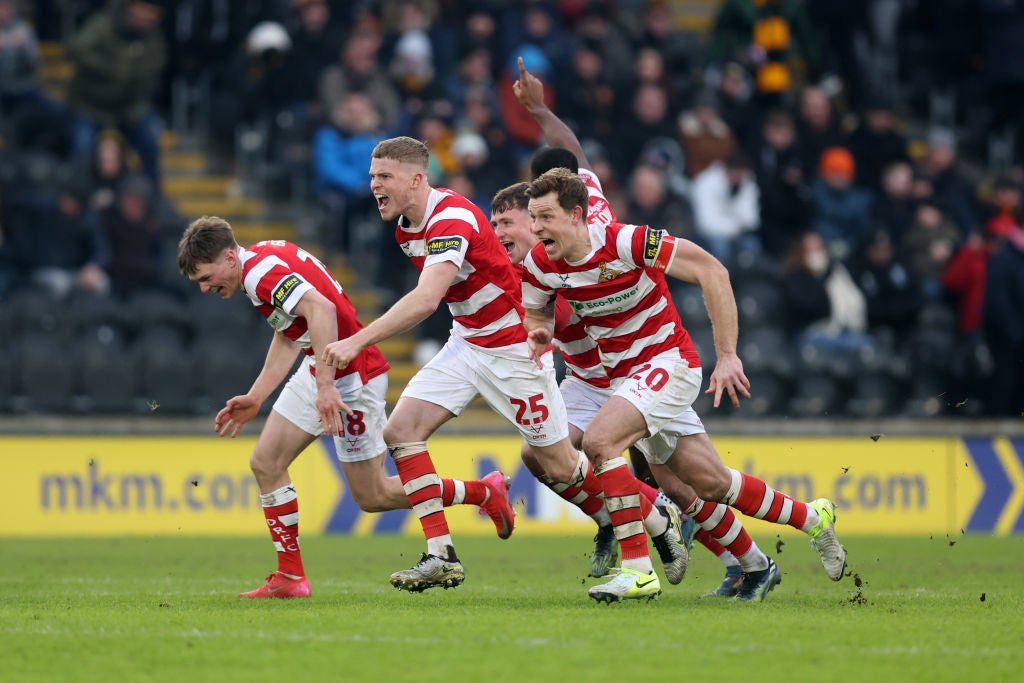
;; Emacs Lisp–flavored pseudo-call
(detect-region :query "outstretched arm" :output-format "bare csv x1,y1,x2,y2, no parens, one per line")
665,239,751,408
322,261,458,369
513,56,590,170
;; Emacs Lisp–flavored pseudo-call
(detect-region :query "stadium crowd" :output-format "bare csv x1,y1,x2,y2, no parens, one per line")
1,0,1023,418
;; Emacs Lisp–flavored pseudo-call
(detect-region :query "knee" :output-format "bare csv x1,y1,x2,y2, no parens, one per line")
581,432,615,465
689,469,731,502
248,452,278,480
349,489,389,513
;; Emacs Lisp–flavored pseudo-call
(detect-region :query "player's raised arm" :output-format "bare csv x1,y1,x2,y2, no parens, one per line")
513,55,589,170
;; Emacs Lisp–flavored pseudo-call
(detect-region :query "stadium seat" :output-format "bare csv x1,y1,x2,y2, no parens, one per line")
738,325,792,375
13,333,75,413
76,336,138,413
788,373,844,417
65,290,129,347
735,282,784,329
134,334,200,415
732,371,789,417
123,289,192,344
846,372,901,418
672,282,710,331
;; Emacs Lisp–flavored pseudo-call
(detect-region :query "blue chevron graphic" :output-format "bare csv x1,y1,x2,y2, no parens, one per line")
964,437,1013,531
1013,439,1024,533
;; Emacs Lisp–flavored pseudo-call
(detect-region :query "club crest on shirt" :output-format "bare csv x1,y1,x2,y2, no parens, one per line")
273,274,302,307
426,236,464,255
597,262,622,282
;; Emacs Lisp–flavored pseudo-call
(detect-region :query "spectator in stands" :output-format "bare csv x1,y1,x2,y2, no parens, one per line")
903,198,961,300
632,46,688,117
452,83,514,177
445,45,496,113
848,227,923,340
85,129,134,212
781,230,874,355
714,61,758,150
812,146,874,261
797,85,846,177
320,32,402,134
982,221,1024,415
915,127,979,237
622,162,695,242
872,160,917,244
632,0,696,94
99,173,163,296
551,44,615,144
847,93,911,194
750,107,812,259
66,0,167,190
4,175,110,299
609,82,676,182
450,129,504,211
691,149,761,263
498,45,556,155
283,0,346,134
386,17,446,110
0,0,55,121
312,92,388,255
571,1,634,88
677,88,736,178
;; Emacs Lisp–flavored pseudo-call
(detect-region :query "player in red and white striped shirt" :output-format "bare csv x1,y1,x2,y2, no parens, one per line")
178,216,516,599
520,169,847,601
508,59,766,598
321,137,596,594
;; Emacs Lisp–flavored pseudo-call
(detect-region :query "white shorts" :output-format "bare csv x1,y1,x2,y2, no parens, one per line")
610,352,706,465
273,356,388,462
402,334,570,447
560,374,612,433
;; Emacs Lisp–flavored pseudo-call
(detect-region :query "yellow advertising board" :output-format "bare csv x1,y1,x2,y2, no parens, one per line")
8,435,1023,537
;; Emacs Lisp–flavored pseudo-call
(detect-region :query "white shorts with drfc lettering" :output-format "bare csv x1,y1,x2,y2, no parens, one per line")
273,355,388,463
609,352,706,465
401,334,569,447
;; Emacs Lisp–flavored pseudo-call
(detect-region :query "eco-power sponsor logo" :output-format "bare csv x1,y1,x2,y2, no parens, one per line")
569,283,641,314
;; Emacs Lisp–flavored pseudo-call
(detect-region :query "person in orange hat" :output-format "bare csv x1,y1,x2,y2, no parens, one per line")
811,146,874,261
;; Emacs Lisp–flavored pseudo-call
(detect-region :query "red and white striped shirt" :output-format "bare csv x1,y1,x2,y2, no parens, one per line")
240,240,389,383
551,168,614,387
522,222,700,380
397,188,528,352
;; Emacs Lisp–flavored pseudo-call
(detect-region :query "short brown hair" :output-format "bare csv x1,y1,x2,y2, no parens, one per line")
491,182,530,216
526,167,588,214
177,215,237,276
372,136,429,168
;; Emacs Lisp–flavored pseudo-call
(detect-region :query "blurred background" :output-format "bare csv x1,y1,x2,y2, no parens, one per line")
1,0,1023,428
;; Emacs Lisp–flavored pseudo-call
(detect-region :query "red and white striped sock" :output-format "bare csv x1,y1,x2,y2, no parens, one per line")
724,469,811,532
440,478,488,506
685,496,767,571
391,442,453,558
596,456,652,573
259,483,304,578
694,529,739,567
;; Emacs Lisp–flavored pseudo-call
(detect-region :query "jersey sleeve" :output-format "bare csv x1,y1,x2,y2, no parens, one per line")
519,254,555,311
619,224,678,272
244,253,314,315
422,206,478,270
579,168,617,226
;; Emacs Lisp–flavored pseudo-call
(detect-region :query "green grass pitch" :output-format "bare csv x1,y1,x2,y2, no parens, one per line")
3,533,1021,682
